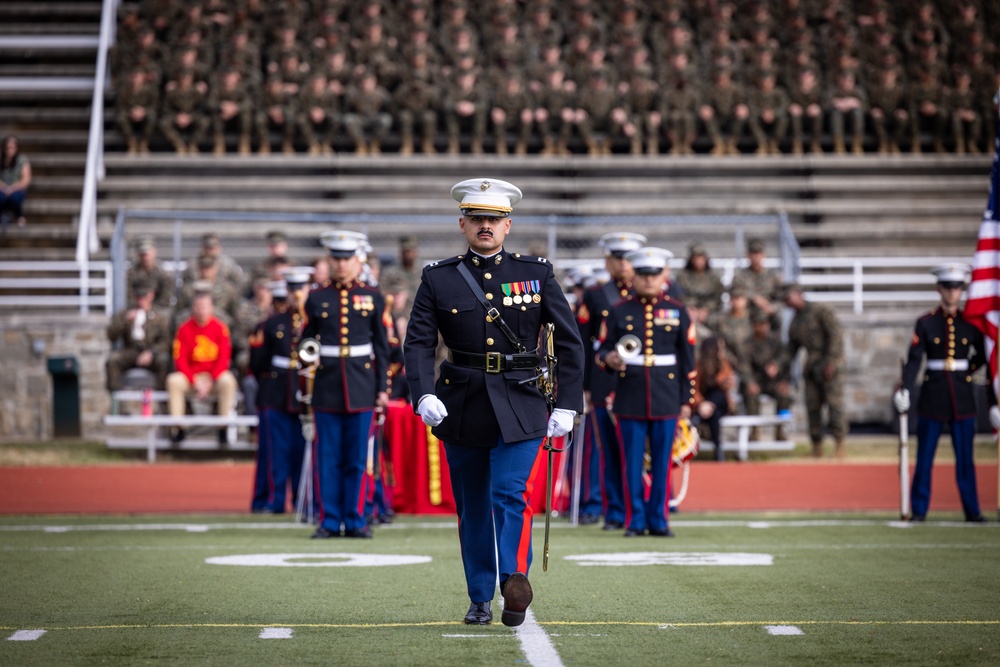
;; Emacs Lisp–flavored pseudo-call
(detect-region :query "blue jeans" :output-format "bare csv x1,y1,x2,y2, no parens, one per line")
0,189,26,218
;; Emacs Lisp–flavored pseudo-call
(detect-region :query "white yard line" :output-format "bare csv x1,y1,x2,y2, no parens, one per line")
7,630,46,641
259,627,293,639
765,625,804,635
515,609,565,667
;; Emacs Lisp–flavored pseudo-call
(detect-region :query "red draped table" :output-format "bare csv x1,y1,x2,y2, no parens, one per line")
382,400,567,515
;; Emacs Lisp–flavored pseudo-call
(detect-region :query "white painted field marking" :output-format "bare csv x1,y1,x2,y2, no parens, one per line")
259,627,293,639
765,625,804,635
205,553,432,567
515,609,565,667
8,630,46,641
441,634,510,638
566,552,773,566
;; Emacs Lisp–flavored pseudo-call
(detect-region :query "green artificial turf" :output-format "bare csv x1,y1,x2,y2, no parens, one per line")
1,513,997,666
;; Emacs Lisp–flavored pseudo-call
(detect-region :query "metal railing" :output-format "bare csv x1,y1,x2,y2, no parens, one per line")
0,261,113,314
74,0,118,313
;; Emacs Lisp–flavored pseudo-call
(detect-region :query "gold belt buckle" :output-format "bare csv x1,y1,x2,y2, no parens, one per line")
644,353,655,367
944,357,956,372
485,351,502,373
340,345,351,357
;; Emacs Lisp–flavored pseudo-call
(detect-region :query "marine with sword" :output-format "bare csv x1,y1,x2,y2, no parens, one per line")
403,177,585,627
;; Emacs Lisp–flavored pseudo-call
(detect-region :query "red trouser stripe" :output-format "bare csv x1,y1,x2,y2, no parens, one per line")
516,442,545,573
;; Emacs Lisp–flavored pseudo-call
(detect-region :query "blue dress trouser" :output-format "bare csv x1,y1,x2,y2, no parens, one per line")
314,410,373,533
444,437,543,604
911,416,981,519
575,410,604,517
253,407,306,513
618,417,677,533
591,406,626,524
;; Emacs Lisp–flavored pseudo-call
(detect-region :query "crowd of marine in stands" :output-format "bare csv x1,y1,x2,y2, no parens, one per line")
112,0,1000,158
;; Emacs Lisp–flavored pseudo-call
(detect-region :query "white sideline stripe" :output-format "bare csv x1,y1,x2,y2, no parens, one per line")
442,634,510,638
8,630,46,641
765,625,804,636
259,627,293,639
515,609,565,667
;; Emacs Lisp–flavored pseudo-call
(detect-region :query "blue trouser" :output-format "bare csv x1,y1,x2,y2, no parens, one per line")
253,407,306,513
574,410,604,517
591,406,626,524
0,189,25,218
618,417,677,533
911,415,981,519
314,410,373,533
444,436,543,604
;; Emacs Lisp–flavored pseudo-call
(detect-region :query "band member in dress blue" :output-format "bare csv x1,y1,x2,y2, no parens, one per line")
303,231,390,539
403,177,585,626
597,247,696,537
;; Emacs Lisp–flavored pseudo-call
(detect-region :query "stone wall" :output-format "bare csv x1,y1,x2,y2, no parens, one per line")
0,309,941,442
0,313,110,441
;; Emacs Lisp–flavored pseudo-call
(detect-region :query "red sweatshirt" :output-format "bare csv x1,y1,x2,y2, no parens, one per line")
172,317,232,381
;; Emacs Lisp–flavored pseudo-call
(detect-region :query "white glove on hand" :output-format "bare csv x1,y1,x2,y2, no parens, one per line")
892,389,910,413
546,408,576,438
416,395,448,427
990,406,1000,430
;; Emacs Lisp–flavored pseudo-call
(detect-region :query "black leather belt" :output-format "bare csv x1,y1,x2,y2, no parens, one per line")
448,349,541,374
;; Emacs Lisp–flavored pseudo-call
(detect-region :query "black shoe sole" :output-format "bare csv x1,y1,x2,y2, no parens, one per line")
501,573,532,627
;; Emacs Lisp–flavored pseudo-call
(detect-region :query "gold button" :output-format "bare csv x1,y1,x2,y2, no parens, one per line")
963,338,968,344
322,312,328,318
645,347,653,354
669,373,675,379
933,337,940,344
445,379,450,385
487,338,495,345
626,324,633,331
645,313,653,320
365,363,370,369
521,306,527,311
514,253,521,257
276,331,283,338
341,327,349,334
341,316,349,324
621,290,627,297
486,293,494,300
645,305,653,311
967,376,972,382
452,308,458,314
484,272,492,280
666,326,672,331
619,372,626,378
602,310,608,317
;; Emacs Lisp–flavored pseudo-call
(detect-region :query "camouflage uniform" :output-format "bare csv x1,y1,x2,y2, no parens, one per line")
946,76,983,154
623,70,662,155
533,69,574,155
741,327,793,423
393,69,439,155
661,79,700,155
255,78,298,155
731,266,783,325
105,302,172,391
748,75,790,155
909,73,947,153
716,309,753,375
342,73,393,154
209,71,254,155
787,68,824,154
576,73,627,156
127,261,174,311
443,70,488,155
489,76,534,156
116,71,159,155
159,73,210,153
868,69,910,154
826,74,868,155
175,274,241,330
676,268,725,314
296,76,339,155
787,300,846,450
699,71,747,155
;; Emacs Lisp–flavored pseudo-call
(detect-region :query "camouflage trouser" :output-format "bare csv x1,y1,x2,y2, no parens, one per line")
871,111,907,146
803,374,846,443
830,107,864,143
702,112,745,143
742,377,793,415
105,349,168,392
213,108,252,137
160,113,209,148
666,110,697,141
577,115,626,146
343,112,392,144
397,109,438,141
749,112,788,144
255,110,296,147
952,112,982,148
118,110,157,143
790,109,823,144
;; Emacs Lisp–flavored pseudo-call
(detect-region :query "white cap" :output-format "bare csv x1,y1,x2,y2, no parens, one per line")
931,263,971,285
563,265,594,290
266,280,288,299
624,247,674,274
282,266,314,288
321,230,368,258
451,178,522,217
598,232,647,257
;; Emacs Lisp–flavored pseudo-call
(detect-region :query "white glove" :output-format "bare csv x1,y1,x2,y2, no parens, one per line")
892,389,910,413
990,406,1000,430
546,408,576,438
416,395,448,427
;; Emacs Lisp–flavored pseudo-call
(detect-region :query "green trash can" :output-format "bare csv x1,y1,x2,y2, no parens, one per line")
47,356,80,438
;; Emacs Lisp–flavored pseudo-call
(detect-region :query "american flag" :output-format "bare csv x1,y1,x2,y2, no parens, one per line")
964,113,1000,397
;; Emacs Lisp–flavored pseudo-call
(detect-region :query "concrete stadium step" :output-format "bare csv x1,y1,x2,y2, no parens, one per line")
0,24,100,35
0,2,102,19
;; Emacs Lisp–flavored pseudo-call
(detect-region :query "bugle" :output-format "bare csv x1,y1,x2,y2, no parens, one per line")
615,334,642,361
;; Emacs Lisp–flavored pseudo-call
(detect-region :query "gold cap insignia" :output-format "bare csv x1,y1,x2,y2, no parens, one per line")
480,180,491,190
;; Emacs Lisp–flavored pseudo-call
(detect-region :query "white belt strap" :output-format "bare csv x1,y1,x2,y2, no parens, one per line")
624,353,677,367
320,343,374,358
925,358,969,371
271,355,292,369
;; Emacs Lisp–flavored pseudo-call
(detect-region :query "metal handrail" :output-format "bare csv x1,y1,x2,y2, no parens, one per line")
75,0,118,313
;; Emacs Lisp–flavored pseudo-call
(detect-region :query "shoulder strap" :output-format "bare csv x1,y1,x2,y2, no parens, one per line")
456,261,525,352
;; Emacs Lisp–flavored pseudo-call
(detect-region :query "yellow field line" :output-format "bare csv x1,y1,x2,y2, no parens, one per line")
3,620,998,631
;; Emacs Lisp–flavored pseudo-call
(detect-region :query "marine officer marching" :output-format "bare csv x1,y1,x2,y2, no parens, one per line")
248,268,313,514
597,247,696,537
303,231,390,538
403,178,585,626
576,231,647,529
893,263,992,523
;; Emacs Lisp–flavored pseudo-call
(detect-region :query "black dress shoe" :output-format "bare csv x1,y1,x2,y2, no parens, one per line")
909,515,926,523
310,527,341,539
966,515,988,523
464,601,492,625
648,528,676,537
501,572,532,627
344,526,373,538
602,520,624,531
579,513,600,525
623,527,645,537
217,428,228,446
